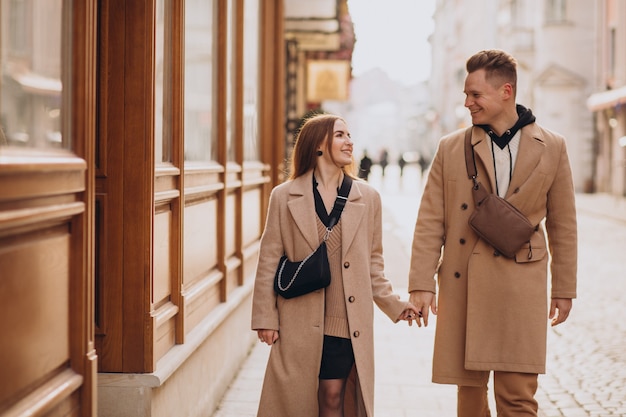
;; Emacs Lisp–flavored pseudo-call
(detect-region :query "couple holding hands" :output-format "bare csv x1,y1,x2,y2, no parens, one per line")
252,49,577,417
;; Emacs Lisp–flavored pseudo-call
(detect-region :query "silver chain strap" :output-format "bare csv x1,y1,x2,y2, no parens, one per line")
276,227,332,291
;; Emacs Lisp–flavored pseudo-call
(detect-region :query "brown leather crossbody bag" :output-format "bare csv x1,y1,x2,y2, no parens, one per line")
464,127,536,259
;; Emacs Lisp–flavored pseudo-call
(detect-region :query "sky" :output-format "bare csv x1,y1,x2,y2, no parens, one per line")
347,0,436,86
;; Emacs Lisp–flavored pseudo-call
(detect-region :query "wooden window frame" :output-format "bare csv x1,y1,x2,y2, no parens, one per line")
0,1,97,415
95,0,284,375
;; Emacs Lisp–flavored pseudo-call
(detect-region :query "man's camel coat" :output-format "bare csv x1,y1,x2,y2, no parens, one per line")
409,125,577,386
252,171,407,417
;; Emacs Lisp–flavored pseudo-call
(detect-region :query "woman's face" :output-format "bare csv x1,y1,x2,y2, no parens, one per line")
327,119,353,167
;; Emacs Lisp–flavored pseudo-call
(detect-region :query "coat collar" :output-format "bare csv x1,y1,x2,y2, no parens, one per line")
287,170,365,253
470,124,545,199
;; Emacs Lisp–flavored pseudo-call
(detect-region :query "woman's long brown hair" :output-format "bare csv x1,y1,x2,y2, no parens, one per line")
288,113,356,180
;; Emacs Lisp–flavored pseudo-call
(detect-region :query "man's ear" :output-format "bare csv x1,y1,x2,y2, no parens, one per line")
501,82,514,100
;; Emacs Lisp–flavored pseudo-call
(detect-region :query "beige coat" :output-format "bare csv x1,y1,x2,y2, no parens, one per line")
252,171,407,417
409,125,577,386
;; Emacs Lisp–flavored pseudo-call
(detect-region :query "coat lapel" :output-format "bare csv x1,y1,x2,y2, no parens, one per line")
287,172,319,251
471,129,497,193
341,181,365,258
471,125,546,199
287,172,366,255
506,125,545,199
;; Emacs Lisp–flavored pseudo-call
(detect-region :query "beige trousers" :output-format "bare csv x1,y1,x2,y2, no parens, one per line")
457,372,539,417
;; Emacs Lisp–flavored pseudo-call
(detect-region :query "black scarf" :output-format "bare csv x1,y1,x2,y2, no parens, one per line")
476,104,536,149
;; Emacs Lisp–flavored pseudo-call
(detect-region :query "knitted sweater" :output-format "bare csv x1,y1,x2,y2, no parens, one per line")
316,216,350,339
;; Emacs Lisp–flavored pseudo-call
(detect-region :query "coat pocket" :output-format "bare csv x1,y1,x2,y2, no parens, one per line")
514,242,546,263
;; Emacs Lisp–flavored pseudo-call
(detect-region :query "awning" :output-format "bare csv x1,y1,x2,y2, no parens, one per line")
587,85,626,111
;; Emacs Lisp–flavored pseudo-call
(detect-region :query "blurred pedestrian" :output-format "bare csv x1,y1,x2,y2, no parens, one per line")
417,154,429,178
358,150,373,181
378,148,389,177
252,113,418,417
398,153,406,177
408,49,577,417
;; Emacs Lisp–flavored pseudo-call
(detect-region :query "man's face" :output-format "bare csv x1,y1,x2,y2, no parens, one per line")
463,68,507,126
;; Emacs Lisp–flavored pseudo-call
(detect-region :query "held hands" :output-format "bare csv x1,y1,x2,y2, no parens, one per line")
398,302,421,327
257,329,279,345
408,290,437,327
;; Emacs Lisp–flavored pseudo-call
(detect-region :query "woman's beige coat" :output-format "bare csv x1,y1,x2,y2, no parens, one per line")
252,171,407,417
409,125,577,386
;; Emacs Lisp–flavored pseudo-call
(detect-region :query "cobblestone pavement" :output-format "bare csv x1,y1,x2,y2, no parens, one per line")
534,201,626,417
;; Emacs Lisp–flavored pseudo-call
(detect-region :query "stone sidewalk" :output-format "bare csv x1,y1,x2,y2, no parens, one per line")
574,192,626,224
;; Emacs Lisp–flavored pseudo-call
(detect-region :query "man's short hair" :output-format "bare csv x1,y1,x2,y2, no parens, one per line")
466,49,517,94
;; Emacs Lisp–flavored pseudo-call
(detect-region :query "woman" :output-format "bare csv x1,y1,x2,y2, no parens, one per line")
252,113,418,417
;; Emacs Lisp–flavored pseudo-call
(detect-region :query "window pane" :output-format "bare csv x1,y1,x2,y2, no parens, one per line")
546,0,566,23
226,0,234,161
0,0,67,149
155,0,171,162
243,0,260,161
184,0,215,162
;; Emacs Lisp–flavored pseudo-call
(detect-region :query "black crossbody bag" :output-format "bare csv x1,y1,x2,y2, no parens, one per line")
274,175,352,299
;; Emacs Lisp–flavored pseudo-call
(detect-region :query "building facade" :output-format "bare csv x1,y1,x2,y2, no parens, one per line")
0,1,352,416
586,0,626,197
428,0,597,192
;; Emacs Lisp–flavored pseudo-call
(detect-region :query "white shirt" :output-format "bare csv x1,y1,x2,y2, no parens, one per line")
487,131,521,198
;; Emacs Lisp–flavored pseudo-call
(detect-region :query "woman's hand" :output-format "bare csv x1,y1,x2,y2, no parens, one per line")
409,290,437,327
257,329,279,345
398,302,421,327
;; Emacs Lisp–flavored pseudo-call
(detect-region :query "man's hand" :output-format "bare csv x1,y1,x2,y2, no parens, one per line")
408,290,437,327
257,329,279,345
549,298,573,326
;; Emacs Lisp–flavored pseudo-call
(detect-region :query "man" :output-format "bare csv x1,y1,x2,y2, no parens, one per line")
408,49,577,416
359,149,373,180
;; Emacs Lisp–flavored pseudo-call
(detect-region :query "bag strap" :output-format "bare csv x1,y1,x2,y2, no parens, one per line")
464,126,477,179
463,127,490,205
327,175,352,229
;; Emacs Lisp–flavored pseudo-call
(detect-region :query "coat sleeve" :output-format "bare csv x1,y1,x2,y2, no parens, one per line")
408,139,447,294
545,137,578,299
251,187,283,331
369,190,408,322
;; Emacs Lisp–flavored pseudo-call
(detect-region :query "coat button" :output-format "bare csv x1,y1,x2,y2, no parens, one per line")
454,272,461,278
460,238,466,244
461,203,468,210
343,262,350,268
353,331,360,338
348,296,355,303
